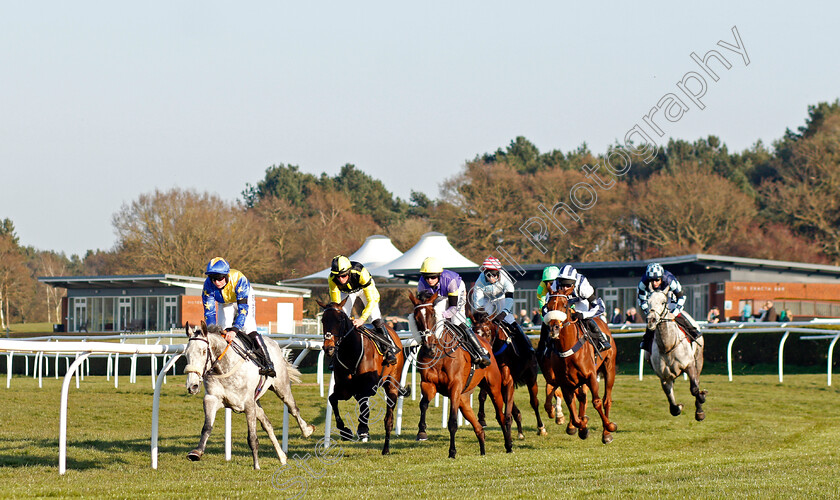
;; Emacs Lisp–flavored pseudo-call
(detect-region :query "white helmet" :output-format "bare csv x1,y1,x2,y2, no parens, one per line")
557,265,577,286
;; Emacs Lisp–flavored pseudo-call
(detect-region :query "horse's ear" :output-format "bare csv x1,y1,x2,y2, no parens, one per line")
339,296,349,307
200,320,208,335
408,291,418,306
315,298,327,309
185,322,192,337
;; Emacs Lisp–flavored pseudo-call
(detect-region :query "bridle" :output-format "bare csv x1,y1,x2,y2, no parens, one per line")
323,305,355,348
183,335,217,381
184,333,241,380
648,293,682,354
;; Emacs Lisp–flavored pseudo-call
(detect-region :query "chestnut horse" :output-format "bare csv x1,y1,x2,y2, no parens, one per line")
472,312,546,439
409,291,512,458
317,298,409,455
541,293,618,444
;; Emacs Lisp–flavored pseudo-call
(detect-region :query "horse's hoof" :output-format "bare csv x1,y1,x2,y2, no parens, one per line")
566,425,576,436
416,432,428,441
695,411,706,421
538,426,547,436
555,415,565,425
448,451,456,459
579,428,589,440
478,419,487,428
518,432,525,440
339,428,354,441
187,450,202,461
359,433,369,443
602,433,613,445
670,404,683,417
382,448,390,455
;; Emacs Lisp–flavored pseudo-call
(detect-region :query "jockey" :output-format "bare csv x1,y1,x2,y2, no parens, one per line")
637,262,702,353
552,265,612,352
417,256,491,367
471,256,535,356
328,255,398,366
202,257,275,377
535,265,560,356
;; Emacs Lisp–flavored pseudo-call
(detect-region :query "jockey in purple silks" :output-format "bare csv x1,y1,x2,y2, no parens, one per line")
416,256,490,367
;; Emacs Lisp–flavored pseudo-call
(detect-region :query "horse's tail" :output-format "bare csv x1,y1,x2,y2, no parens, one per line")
280,348,303,385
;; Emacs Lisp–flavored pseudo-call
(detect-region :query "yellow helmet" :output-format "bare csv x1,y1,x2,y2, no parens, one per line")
330,255,352,274
420,256,443,275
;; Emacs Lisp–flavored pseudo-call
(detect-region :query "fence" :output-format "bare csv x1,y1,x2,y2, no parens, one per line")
1,318,838,474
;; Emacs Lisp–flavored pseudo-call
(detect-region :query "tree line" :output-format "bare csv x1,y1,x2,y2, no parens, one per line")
2,100,838,325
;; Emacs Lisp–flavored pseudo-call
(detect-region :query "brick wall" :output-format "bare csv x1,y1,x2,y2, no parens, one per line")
723,282,840,318
179,295,304,327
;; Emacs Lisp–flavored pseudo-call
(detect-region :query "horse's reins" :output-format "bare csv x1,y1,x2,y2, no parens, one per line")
324,307,366,372
544,294,590,359
184,335,248,380
650,303,685,355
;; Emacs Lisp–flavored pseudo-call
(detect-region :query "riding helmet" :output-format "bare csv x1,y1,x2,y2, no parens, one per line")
205,257,230,275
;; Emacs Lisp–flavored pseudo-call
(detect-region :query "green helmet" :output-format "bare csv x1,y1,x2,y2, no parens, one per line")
541,266,560,282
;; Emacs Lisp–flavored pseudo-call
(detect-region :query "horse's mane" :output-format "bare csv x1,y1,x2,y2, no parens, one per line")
417,290,434,302
205,324,224,334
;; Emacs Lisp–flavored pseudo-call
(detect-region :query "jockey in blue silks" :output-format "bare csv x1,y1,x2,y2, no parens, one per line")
416,256,490,367
551,264,612,352
637,262,702,353
202,257,275,377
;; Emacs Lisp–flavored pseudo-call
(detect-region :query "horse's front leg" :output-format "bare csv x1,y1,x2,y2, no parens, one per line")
686,364,707,421
272,380,315,438
447,389,462,459
356,395,371,442
382,384,399,455
244,401,261,470
482,376,513,454
661,377,682,416
328,392,353,440
188,394,223,461
254,403,286,465
417,382,435,441
527,370,547,435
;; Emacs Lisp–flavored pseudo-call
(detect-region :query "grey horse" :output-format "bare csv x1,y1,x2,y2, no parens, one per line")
183,321,315,469
646,291,707,421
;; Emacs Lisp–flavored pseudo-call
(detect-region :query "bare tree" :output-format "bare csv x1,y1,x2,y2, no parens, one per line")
112,188,276,279
0,234,28,331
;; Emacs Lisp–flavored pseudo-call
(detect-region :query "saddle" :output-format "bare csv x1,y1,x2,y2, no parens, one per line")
233,331,270,370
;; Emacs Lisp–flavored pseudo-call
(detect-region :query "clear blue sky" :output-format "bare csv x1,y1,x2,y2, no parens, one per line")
1,1,837,256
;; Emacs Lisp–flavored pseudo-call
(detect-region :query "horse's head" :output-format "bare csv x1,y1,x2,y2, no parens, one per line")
316,297,352,357
646,291,669,329
471,311,507,344
184,321,211,395
544,294,575,340
409,291,439,347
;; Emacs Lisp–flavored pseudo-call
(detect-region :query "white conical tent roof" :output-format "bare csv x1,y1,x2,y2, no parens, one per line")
368,232,477,276
283,235,404,282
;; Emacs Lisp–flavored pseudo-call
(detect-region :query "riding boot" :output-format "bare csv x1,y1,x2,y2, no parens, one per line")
504,319,534,353
251,333,276,377
675,315,702,343
372,319,398,366
586,318,611,352
640,327,654,353
460,323,491,367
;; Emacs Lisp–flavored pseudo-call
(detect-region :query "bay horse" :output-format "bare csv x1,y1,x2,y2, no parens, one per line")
183,321,315,469
317,298,409,455
472,312,546,439
542,294,618,444
409,291,512,458
646,291,707,420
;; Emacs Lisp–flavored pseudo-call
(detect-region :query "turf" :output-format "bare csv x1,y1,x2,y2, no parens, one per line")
0,370,838,499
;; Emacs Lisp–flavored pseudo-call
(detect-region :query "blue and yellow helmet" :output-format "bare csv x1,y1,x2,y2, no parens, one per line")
205,257,230,275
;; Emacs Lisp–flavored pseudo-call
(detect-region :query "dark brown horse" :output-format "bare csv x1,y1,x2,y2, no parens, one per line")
409,291,512,458
317,298,409,455
472,312,546,439
541,293,618,444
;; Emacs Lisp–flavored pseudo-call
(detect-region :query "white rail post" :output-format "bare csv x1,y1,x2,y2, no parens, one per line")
317,350,325,397
828,333,840,387
726,332,740,382
225,408,232,461
60,352,92,475
441,396,449,428
638,349,645,381
151,353,183,469
778,331,790,383
395,347,415,435
5,352,12,388
323,372,336,448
